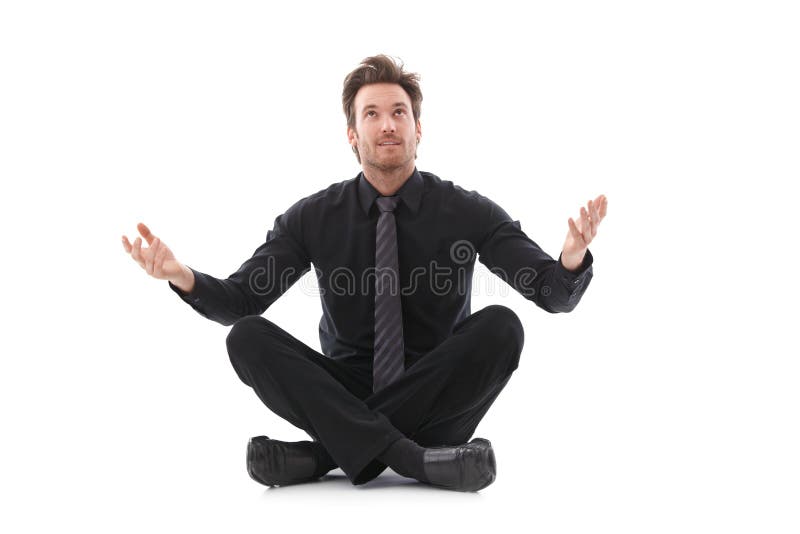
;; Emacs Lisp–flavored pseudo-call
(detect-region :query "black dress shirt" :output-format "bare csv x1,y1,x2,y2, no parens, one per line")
169,168,593,372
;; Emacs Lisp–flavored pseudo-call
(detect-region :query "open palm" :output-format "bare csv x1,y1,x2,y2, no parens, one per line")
121,222,183,280
561,194,608,270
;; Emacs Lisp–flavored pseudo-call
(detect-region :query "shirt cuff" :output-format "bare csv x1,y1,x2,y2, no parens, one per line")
556,249,594,287
168,266,203,305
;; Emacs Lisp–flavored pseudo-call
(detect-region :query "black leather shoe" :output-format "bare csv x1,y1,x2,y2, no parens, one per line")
246,435,327,487
422,437,496,492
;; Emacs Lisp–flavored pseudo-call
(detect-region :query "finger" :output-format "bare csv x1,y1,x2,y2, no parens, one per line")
592,194,605,223
581,206,591,232
138,222,155,246
146,237,160,275
138,238,149,270
121,235,132,253
572,212,583,232
132,236,145,267
568,217,586,246
150,238,164,277
146,237,160,276
582,205,595,244
589,202,600,237
599,195,608,219
153,238,168,277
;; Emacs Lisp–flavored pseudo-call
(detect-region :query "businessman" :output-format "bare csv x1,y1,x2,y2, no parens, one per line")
122,54,608,492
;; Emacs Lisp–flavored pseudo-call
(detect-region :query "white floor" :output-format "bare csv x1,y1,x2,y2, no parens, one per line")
4,283,798,533
5,423,797,533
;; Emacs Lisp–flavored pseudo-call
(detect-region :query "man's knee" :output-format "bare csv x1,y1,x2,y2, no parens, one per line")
481,304,524,347
225,315,280,377
477,304,524,371
227,315,265,355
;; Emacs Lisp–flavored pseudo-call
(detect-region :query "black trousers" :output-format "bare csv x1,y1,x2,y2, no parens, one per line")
225,304,524,485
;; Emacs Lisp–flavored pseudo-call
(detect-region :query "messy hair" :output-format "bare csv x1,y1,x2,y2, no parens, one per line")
342,55,422,162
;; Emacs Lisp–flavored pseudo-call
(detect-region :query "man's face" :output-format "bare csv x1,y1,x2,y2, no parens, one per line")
347,83,422,173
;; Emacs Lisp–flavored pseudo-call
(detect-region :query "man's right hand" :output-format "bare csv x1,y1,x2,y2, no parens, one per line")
121,222,195,292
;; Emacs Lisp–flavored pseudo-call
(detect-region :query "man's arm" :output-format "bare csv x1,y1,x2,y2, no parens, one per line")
167,202,311,326
476,196,604,314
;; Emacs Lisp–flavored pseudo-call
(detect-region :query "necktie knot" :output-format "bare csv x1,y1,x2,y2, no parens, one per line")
376,196,400,213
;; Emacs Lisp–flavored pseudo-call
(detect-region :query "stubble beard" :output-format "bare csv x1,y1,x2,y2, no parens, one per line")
359,138,415,174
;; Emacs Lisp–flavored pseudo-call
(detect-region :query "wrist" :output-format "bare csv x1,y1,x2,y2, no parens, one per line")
560,250,586,272
171,264,195,294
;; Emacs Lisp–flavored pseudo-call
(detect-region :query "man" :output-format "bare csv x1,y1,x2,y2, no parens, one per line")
121,54,607,492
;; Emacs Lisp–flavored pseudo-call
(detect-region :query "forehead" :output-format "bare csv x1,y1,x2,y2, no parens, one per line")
354,83,411,111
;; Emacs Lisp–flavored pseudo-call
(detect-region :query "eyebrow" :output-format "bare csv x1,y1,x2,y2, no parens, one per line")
362,103,409,111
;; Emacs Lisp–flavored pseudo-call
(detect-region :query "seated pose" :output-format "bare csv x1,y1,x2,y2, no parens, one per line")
122,54,607,492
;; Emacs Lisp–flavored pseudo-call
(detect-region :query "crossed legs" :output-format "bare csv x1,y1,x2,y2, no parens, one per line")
225,304,524,485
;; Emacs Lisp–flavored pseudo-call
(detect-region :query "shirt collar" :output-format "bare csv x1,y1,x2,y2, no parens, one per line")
357,168,423,216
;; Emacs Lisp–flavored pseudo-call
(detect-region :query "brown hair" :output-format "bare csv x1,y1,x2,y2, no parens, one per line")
342,55,423,163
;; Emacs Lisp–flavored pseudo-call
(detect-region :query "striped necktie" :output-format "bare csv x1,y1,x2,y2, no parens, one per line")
373,195,405,393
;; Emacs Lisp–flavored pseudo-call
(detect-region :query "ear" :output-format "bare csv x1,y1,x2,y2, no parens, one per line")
347,125,357,147
415,119,422,142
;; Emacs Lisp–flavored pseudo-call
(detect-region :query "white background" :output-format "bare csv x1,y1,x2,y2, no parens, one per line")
1,0,798,532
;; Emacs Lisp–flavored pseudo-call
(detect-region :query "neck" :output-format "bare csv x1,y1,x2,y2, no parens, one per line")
362,163,415,196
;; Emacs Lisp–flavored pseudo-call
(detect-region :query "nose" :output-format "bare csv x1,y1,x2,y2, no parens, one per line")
381,116,396,133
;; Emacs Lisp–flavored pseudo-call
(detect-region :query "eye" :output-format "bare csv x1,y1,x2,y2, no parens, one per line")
366,110,376,117
395,109,406,116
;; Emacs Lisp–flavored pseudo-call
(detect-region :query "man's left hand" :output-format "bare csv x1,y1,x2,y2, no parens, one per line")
561,194,608,272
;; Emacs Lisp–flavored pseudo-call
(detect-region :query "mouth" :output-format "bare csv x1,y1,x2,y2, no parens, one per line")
378,140,401,146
